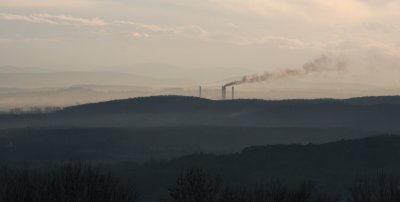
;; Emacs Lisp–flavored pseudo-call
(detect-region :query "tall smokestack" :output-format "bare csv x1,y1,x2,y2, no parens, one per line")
221,86,226,100
232,86,234,100
199,86,202,98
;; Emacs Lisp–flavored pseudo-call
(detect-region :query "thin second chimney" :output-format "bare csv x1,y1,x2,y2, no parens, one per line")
232,86,234,100
199,86,202,98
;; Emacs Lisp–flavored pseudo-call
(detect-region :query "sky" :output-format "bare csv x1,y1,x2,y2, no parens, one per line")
1,0,400,87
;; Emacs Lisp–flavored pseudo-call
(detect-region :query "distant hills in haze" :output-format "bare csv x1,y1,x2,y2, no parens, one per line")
0,64,199,110
0,63,253,88
1,95,400,131
0,71,194,89
2,65,400,110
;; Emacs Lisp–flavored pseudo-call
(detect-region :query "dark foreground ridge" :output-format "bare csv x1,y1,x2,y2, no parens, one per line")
109,135,400,200
1,95,400,130
2,135,400,201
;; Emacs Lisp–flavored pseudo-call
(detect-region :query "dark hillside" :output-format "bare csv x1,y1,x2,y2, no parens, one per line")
0,126,372,163
344,95,400,105
117,135,400,198
1,95,400,130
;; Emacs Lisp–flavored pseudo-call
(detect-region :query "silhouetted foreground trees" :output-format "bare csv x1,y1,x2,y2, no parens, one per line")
0,163,139,202
164,168,400,202
165,168,221,202
1,163,400,202
7,106,61,114
163,168,341,202
349,172,400,202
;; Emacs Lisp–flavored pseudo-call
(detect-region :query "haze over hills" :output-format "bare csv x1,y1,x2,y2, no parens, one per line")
0,71,195,89
0,64,257,88
2,95,400,132
2,64,400,111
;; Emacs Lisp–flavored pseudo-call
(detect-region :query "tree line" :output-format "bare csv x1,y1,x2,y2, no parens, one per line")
0,162,399,202
6,106,61,114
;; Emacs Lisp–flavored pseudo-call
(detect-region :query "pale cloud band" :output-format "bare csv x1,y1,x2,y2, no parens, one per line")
0,0,400,76
0,13,106,27
1,10,399,55
0,11,314,52
0,0,94,9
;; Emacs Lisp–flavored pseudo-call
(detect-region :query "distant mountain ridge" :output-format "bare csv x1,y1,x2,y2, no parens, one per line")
60,95,400,114
1,95,400,130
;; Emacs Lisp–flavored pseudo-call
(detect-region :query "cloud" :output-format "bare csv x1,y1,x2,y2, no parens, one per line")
114,19,315,48
209,0,372,24
3,12,398,56
37,14,107,26
1,4,399,58
212,33,317,49
132,32,150,38
0,13,106,27
0,36,64,44
0,13,57,24
362,40,400,57
226,22,239,28
0,0,94,9
0,12,209,40
115,21,182,33
114,20,208,39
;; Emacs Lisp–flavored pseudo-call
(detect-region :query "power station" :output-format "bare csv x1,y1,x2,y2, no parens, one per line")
198,85,235,100
221,85,234,100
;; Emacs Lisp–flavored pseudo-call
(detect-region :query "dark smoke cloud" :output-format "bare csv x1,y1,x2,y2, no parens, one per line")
224,55,347,87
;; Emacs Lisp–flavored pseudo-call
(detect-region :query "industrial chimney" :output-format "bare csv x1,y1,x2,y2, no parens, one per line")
221,86,226,100
199,86,202,98
232,86,234,100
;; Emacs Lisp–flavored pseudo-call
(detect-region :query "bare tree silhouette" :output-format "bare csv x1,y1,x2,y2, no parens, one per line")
0,163,139,202
165,168,221,202
349,172,400,202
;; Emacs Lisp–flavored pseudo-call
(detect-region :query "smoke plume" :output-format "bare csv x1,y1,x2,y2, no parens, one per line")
224,55,347,87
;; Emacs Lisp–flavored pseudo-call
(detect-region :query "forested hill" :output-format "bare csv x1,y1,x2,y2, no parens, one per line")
160,135,400,175
60,95,400,114
122,135,400,196
1,95,400,129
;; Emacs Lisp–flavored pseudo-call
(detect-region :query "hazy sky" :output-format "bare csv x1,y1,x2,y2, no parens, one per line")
1,0,400,85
